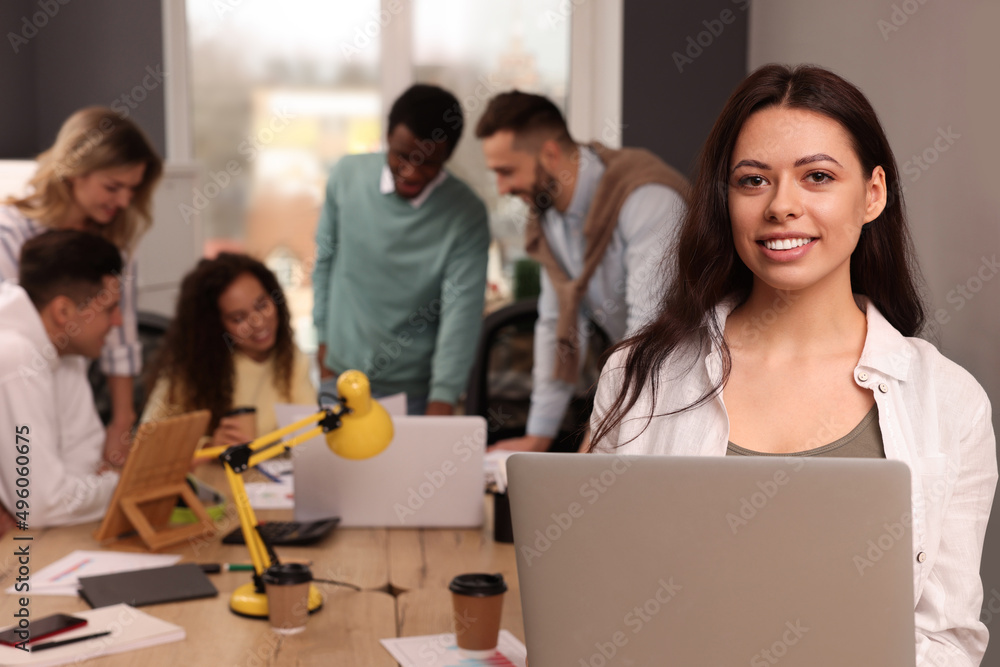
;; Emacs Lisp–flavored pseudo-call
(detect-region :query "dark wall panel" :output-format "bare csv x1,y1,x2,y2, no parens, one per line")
0,1,165,159
622,1,748,178
0,0,39,158
33,0,165,156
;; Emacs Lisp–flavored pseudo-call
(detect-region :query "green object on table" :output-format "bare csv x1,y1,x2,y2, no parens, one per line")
170,475,226,524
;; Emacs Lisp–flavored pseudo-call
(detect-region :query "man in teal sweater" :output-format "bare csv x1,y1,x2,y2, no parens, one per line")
312,85,490,415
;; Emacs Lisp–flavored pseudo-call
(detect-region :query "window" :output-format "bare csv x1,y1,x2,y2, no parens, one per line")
184,1,587,340
186,0,383,345
412,0,571,302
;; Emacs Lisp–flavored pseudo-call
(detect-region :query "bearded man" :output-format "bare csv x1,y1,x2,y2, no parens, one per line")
477,91,688,452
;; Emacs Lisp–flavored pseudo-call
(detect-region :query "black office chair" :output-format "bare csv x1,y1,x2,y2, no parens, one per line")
464,298,612,452
89,310,172,424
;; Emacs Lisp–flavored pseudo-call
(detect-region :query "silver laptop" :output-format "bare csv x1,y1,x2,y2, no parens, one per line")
276,404,486,527
508,453,915,666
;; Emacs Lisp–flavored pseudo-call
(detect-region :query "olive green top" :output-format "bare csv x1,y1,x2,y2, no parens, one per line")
727,404,884,458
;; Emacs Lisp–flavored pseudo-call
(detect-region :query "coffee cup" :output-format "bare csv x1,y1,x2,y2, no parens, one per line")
449,572,507,657
224,406,257,439
263,563,312,634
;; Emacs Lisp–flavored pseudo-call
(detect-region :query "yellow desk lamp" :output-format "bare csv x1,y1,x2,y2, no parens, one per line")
195,370,393,618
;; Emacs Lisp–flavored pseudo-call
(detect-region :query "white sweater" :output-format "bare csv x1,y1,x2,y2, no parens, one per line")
0,283,119,527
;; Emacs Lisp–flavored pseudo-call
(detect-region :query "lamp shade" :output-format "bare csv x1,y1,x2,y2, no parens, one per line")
324,370,394,460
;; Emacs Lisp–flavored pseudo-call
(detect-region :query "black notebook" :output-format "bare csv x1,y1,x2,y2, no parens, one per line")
78,563,217,608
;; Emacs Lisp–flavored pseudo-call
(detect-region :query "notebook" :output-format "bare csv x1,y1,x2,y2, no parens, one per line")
276,404,486,527
78,563,217,609
507,454,916,666
0,604,183,666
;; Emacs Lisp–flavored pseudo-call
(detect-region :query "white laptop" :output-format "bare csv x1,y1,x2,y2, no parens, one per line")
275,404,486,527
508,453,916,666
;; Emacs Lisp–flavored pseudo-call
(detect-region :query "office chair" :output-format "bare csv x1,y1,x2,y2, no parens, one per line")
464,298,611,452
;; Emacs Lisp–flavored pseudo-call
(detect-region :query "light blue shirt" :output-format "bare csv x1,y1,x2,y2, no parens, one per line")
527,147,686,438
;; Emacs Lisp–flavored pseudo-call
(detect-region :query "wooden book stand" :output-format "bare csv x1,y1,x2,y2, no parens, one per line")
95,410,215,551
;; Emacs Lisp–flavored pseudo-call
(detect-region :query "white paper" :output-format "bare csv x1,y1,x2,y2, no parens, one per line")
484,449,517,494
380,630,526,667
0,603,184,666
257,458,293,477
6,550,180,597
244,478,295,510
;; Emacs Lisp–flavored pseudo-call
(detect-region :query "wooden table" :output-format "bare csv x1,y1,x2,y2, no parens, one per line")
0,466,523,665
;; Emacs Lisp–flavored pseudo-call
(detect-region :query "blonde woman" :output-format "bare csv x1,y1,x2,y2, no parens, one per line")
0,107,163,466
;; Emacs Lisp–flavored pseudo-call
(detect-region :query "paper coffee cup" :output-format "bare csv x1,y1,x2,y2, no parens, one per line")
263,563,312,634
224,406,257,439
449,573,507,657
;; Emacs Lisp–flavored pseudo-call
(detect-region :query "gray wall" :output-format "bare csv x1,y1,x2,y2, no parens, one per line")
0,0,39,157
622,0,748,177
0,0,165,158
749,1,1000,664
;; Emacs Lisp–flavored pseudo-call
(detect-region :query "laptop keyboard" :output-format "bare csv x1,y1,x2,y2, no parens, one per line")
221,518,340,546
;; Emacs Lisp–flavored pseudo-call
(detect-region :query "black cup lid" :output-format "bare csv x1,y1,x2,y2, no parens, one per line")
262,562,312,585
448,573,507,597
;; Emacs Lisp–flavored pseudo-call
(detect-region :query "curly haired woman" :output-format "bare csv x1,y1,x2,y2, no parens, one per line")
142,253,314,446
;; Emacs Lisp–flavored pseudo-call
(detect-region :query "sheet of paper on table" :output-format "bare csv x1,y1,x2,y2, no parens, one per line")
244,477,294,510
484,449,517,493
380,630,526,667
5,550,180,597
0,603,184,666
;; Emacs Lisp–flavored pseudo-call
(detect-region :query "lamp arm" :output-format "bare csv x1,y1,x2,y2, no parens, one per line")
221,423,330,580
195,408,342,463
224,462,274,577
245,425,326,468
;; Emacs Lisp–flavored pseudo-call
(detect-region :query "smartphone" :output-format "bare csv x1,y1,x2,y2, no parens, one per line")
0,614,87,646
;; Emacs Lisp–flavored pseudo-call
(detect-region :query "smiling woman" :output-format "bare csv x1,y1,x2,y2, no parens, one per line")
141,253,315,449
0,107,162,254
218,272,279,363
0,106,163,468
728,107,886,302
590,64,997,665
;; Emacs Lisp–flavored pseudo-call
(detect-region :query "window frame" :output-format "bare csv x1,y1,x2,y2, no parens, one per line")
163,0,623,161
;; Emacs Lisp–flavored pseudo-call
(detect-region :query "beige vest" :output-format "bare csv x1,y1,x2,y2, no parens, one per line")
524,142,690,383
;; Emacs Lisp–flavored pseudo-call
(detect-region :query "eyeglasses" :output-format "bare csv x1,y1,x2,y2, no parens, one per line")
389,148,446,176
222,297,275,328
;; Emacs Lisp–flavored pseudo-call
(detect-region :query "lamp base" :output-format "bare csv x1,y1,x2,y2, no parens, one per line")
229,581,324,618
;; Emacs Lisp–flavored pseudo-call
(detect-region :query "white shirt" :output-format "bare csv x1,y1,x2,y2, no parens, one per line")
528,146,687,437
0,283,119,527
592,298,997,666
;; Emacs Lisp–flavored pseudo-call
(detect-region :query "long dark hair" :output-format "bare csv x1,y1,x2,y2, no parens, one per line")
145,253,296,431
591,64,925,449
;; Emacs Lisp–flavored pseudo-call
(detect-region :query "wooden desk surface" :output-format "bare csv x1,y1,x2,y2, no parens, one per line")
0,467,523,665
